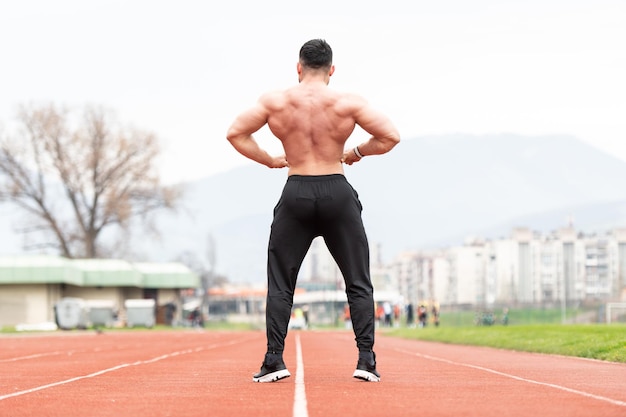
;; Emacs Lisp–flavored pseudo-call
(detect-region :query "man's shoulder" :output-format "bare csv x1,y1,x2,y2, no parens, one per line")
259,89,287,102
337,91,368,105
254,89,288,112
333,91,369,116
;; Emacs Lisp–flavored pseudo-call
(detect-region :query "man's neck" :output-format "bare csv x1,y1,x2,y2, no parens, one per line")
299,70,331,85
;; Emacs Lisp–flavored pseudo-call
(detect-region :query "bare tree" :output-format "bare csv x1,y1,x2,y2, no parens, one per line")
0,103,181,258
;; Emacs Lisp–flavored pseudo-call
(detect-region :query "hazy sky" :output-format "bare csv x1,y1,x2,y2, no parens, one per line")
1,0,624,184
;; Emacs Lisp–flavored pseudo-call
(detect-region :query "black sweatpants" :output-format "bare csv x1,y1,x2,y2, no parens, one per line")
265,174,375,354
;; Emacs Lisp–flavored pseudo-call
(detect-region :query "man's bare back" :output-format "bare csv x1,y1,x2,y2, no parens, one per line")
226,60,399,175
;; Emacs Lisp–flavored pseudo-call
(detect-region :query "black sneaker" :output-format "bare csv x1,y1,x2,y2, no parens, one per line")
352,351,380,382
252,353,291,382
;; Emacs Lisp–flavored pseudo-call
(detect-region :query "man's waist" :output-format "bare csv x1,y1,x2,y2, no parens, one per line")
287,173,346,182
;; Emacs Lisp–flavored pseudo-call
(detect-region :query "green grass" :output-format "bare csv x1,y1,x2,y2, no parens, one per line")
386,324,626,363
438,307,590,327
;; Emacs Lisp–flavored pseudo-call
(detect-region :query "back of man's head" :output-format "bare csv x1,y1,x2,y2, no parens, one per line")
299,39,333,70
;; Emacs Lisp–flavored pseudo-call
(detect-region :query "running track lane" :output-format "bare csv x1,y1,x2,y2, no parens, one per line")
1,330,624,417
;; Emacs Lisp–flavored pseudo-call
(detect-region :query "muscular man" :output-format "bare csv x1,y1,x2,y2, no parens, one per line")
226,39,400,382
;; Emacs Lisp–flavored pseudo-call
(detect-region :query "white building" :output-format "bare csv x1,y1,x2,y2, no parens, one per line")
389,227,626,308
294,227,626,309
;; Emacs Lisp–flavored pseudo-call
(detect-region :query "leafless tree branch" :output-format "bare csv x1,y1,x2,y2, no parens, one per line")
0,103,182,258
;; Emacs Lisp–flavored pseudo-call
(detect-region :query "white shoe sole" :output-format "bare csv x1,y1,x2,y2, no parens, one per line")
253,369,291,382
353,369,380,382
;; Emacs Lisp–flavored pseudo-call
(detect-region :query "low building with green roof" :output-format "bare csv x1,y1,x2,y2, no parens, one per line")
0,256,200,328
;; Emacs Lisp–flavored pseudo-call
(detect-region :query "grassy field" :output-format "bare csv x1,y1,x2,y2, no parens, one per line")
384,306,626,363
386,324,626,363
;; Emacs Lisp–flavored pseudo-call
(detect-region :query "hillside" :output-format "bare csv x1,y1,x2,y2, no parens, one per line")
135,133,626,282
2,134,626,283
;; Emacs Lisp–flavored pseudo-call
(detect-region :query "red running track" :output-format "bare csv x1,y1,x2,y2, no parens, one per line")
1,329,624,417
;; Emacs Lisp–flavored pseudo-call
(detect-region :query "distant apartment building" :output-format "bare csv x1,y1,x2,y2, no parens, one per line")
295,228,626,308
614,228,626,300
387,251,450,306
393,227,626,307
298,237,343,291
298,237,398,296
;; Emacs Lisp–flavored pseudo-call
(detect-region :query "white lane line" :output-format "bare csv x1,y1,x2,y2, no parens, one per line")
0,348,200,401
293,333,309,417
0,337,249,401
394,348,626,408
0,351,76,363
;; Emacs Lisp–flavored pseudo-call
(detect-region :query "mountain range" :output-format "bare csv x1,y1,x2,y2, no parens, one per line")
3,134,626,284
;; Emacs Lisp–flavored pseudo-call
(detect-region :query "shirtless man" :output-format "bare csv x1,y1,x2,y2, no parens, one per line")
226,39,400,382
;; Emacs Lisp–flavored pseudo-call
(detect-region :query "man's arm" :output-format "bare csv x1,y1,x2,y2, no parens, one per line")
226,100,289,169
342,97,400,165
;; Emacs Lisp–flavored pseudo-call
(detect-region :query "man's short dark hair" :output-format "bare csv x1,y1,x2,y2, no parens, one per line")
299,39,333,70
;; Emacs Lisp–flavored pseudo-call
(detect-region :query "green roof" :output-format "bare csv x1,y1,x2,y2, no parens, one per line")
72,259,144,287
0,256,83,286
133,262,200,289
0,256,199,289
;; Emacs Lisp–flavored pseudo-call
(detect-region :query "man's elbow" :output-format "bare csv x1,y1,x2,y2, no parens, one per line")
226,128,235,143
226,127,242,145
391,132,401,146
385,131,401,151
